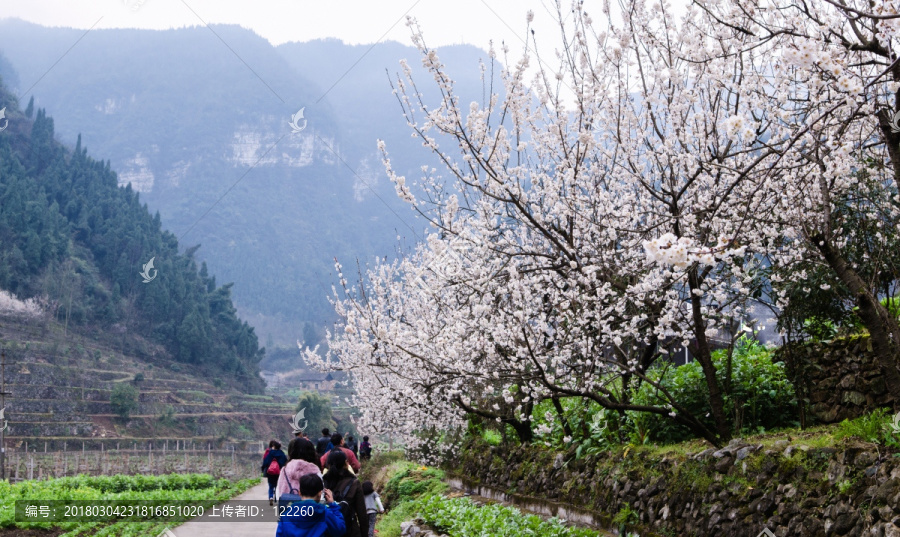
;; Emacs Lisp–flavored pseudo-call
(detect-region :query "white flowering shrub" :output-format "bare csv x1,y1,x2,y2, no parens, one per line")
0,290,43,319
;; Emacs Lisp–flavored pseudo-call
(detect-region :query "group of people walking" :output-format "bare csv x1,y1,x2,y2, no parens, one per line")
260,428,380,537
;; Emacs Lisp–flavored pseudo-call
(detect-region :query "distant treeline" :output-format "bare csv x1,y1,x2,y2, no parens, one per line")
0,82,264,393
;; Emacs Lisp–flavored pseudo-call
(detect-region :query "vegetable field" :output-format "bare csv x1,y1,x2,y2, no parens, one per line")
0,473,258,536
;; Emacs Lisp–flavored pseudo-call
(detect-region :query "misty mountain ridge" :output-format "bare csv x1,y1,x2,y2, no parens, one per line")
0,19,492,348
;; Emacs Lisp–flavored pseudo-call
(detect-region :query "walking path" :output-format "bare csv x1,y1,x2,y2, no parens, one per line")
171,479,276,537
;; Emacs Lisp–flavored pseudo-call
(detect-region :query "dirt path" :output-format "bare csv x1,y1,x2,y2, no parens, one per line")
171,480,276,537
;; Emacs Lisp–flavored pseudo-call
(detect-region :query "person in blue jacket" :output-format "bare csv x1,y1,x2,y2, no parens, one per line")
276,473,346,537
262,440,288,506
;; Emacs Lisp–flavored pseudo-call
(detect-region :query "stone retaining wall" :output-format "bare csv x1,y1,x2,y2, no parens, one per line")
452,438,900,537
780,336,897,423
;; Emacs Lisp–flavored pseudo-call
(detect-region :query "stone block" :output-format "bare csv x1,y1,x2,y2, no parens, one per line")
842,391,867,406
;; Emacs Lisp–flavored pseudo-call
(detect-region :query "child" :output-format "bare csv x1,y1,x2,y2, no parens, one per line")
276,474,346,537
362,481,384,537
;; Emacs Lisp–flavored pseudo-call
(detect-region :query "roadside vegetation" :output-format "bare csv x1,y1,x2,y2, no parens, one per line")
370,459,600,537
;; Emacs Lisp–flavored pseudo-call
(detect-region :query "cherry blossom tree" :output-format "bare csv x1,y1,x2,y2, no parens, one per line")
307,0,900,452
692,0,900,401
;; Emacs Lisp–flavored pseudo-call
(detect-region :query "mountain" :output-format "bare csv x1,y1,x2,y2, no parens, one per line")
0,20,491,348
0,79,264,392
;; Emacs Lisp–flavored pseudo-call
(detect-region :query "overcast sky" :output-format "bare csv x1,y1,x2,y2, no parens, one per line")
0,0,576,51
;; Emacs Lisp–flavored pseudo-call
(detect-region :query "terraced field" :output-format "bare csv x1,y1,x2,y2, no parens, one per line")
0,314,300,457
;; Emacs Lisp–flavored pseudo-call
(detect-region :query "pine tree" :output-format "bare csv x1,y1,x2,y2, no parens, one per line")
0,80,265,392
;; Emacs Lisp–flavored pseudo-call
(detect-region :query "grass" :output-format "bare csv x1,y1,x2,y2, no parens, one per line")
411,494,600,537
358,450,405,487
372,460,448,537
374,499,418,537
629,421,859,461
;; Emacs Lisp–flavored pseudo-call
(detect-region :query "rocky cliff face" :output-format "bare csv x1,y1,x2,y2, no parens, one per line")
453,438,900,537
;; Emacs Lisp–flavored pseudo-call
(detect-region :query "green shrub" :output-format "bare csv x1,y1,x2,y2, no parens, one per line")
804,317,837,341
380,463,446,508
529,394,645,456
632,337,798,444
836,479,852,495
110,383,139,419
158,406,176,426
482,429,502,446
856,296,900,326
613,504,640,533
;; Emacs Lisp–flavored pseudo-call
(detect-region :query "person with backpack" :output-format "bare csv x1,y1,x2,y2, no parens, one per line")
277,437,322,504
361,481,384,537
262,440,288,506
358,436,372,462
319,433,361,473
345,435,359,457
323,448,368,537
315,428,333,456
275,473,346,537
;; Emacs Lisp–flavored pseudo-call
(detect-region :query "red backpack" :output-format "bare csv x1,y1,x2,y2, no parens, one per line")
266,456,281,476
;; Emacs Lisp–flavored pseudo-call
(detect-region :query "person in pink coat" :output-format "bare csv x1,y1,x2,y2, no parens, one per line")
276,437,323,500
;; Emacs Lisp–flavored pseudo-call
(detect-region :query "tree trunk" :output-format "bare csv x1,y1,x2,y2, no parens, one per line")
508,419,534,443
815,237,900,405
551,397,573,437
454,397,533,443
689,268,731,442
